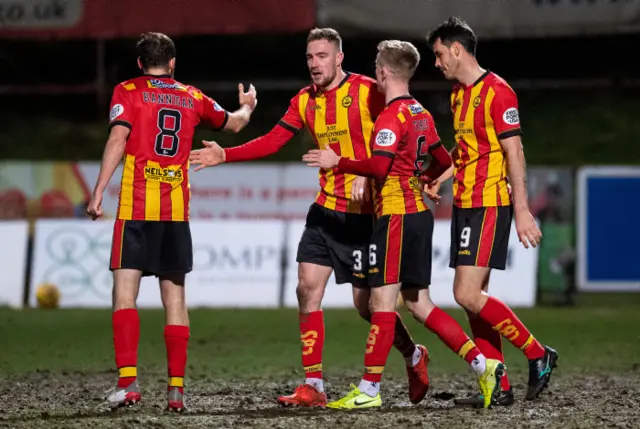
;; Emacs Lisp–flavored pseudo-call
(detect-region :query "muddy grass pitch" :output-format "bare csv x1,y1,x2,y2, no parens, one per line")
2,297,639,428
2,372,639,428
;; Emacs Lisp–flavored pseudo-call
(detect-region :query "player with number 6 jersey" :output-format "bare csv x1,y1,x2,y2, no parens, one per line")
304,40,506,410
86,32,257,412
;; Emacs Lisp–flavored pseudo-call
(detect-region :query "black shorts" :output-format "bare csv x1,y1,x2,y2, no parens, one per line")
449,205,513,270
297,203,374,286
368,211,433,289
110,219,193,277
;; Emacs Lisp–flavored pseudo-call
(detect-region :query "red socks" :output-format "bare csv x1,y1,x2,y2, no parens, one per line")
164,325,190,391
300,311,325,380
469,314,511,390
113,309,190,391
113,308,140,388
424,307,481,364
479,296,545,360
392,313,418,359
362,312,396,383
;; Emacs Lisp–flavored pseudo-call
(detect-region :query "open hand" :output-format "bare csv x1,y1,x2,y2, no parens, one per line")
302,148,340,169
189,140,226,171
238,83,257,111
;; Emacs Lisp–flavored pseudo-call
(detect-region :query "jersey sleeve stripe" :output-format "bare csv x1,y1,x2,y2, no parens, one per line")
217,111,229,130
372,150,394,159
109,120,132,130
497,128,522,139
277,119,300,134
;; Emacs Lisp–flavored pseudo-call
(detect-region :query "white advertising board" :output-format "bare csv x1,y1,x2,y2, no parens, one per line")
30,219,284,308
0,220,29,308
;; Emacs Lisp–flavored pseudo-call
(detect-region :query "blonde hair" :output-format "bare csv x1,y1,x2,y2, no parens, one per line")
376,40,420,80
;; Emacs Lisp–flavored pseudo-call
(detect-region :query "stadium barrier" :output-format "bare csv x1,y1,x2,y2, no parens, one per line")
1,218,538,309
0,220,29,308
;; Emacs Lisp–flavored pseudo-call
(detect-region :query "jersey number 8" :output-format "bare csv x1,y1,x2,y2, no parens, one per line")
155,108,182,157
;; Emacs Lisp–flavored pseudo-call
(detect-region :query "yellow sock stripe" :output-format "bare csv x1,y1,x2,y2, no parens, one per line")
458,339,476,359
364,366,385,375
118,366,137,378
520,334,534,352
303,363,323,373
168,377,184,387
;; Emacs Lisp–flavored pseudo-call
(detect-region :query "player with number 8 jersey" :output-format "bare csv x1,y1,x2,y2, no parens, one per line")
87,32,257,413
110,73,226,222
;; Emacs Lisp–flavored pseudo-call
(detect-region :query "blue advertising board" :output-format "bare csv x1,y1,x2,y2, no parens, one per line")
577,167,640,291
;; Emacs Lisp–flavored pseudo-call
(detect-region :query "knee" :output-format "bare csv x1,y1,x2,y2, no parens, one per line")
296,275,324,312
353,297,372,321
453,285,480,313
403,295,433,324
112,287,136,311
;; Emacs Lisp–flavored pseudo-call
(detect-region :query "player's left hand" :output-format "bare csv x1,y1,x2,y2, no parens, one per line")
423,180,442,204
238,83,257,111
351,176,371,203
189,140,226,171
86,193,103,221
303,148,340,169
515,209,542,249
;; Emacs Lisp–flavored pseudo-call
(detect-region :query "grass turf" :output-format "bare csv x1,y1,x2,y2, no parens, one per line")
1,293,639,381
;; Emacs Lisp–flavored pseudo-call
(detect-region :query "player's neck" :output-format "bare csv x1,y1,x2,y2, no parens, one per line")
457,62,486,87
384,81,410,105
321,69,347,92
144,67,172,77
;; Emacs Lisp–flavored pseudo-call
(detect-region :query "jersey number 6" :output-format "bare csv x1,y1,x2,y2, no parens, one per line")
155,108,182,157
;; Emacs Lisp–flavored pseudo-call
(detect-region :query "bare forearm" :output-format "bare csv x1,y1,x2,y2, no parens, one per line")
436,164,454,183
506,147,529,211
225,104,253,132
94,138,125,195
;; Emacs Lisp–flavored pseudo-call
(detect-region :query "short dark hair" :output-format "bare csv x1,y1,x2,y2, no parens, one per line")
136,32,176,69
376,40,420,80
427,17,477,56
307,27,342,51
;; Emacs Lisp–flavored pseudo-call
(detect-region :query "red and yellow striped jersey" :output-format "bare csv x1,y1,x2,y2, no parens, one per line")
370,96,441,216
280,72,385,214
108,75,228,221
450,71,522,208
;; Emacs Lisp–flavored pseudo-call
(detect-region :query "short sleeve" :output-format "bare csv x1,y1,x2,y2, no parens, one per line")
201,95,229,130
490,85,522,139
109,84,136,130
371,113,403,157
278,94,305,132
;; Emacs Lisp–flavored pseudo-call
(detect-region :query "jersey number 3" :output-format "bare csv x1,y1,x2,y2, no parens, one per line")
155,108,182,157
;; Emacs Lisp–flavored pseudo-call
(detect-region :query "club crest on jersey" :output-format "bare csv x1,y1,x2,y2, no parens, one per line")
148,79,184,90
503,107,520,125
341,95,353,108
110,104,124,121
409,103,424,115
473,96,482,107
375,129,396,147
